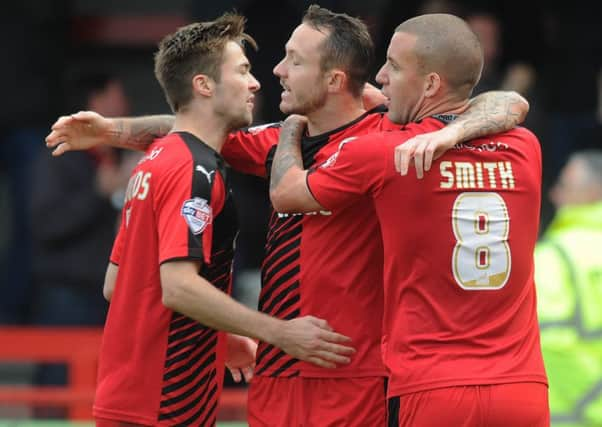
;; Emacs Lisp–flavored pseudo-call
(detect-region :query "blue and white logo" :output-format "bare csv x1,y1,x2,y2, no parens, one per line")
181,197,212,235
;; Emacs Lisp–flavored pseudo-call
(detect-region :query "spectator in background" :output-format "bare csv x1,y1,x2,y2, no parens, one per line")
464,7,557,229
373,0,464,79
29,71,133,417
465,11,502,94
466,11,535,97
535,149,602,427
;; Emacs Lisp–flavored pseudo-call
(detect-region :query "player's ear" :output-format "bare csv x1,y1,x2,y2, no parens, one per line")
423,72,441,98
326,69,346,93
192,74,214,98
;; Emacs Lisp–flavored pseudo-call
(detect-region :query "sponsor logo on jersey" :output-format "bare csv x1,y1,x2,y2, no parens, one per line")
181,197,212,235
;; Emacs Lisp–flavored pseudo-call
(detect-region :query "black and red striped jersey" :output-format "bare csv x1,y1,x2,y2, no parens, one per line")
95,132,238,425
222,107,400,378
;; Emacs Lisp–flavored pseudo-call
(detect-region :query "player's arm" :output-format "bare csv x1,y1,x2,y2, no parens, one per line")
160,259,354,368
222,125,282,178
46,110,279,180
269,115,323,213
396,90,530,178
45,111,174,156
103,262,119,302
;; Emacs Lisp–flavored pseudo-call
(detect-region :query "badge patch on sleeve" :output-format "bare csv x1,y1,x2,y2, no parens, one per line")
181,197,212,235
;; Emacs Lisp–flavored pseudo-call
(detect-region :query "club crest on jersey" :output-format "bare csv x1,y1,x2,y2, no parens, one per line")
181,197,212,235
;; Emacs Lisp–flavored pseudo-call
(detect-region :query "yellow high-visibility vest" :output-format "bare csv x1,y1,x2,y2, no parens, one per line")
535,202,602,427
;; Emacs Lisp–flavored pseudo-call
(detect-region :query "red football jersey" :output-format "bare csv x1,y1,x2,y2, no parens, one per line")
95,132,238,425
308,117,547,396
222,108,400,377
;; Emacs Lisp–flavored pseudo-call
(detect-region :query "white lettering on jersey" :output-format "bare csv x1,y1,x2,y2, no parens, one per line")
138,147,164,165
440,161,515,190
452,141,509,152
125,207,131,228
124,171,152,203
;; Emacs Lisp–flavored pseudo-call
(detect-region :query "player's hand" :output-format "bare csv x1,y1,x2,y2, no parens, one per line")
45,111,114,156
394,125,461,179
361,82,387,110
277,316,355,369
225,334,257,383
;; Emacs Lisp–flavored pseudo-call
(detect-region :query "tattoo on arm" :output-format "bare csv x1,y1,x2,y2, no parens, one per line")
111,115,175,149
270,120,305,191
454,91,527,141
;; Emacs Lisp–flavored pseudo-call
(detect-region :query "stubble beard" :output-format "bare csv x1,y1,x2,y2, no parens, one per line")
284,88,328,117
228,111,253,132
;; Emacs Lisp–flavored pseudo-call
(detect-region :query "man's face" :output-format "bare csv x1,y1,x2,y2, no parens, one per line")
213,41,261,130
273,23,330,115
376,31,425,124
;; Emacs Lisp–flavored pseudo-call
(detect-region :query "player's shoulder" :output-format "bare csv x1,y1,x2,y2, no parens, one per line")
226,122,282,149
142,132,202,172
318,131,387,170
366,104,388,115
353,122,422,147
505,125,539,142
362,104,388,121
355,105,397,131
401,116,447,135
496,126,541,156
343,129,392,150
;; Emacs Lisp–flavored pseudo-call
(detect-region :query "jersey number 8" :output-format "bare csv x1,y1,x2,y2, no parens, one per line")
452,192,511,290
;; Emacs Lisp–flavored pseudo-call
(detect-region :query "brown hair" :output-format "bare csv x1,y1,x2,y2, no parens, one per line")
154,13,257,112
395,14,483,98
302,4,374,98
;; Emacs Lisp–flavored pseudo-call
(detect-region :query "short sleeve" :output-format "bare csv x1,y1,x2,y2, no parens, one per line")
222,123,281,177
307,133,388,211
154,160,213,265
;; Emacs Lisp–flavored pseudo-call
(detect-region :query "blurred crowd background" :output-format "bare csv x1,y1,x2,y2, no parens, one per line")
0,0,600,421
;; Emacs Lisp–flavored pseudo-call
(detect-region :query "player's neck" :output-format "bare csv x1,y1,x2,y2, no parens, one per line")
171,108,229,153
415,96,470,122
306,94,365,137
